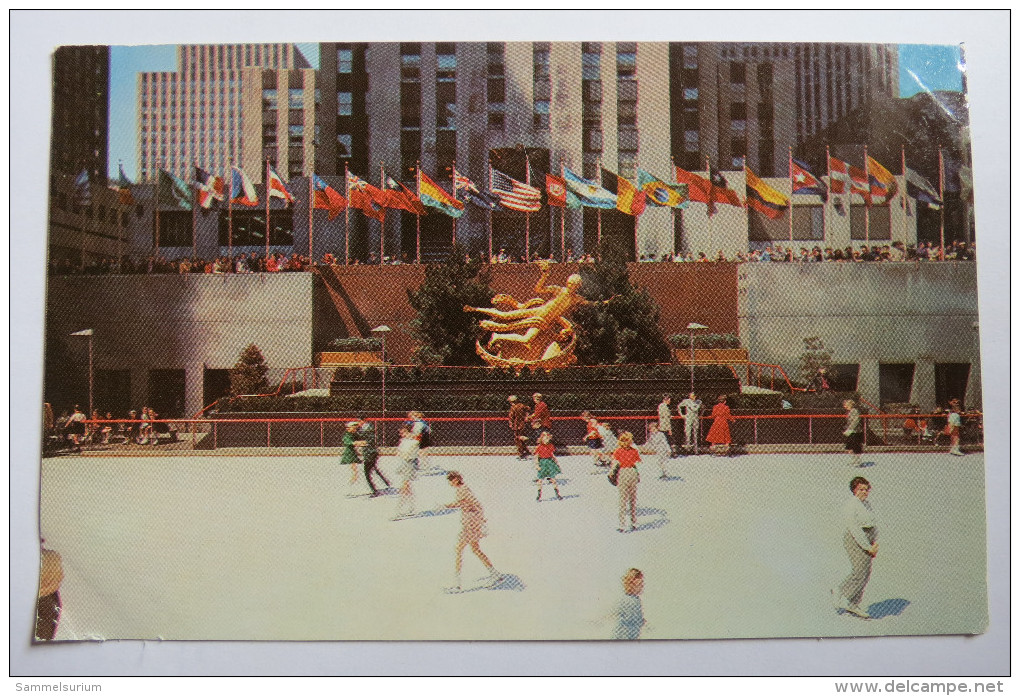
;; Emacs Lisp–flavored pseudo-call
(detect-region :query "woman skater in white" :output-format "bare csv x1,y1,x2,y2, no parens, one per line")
444,471,503,592
641,423,672,479
392,425,419,519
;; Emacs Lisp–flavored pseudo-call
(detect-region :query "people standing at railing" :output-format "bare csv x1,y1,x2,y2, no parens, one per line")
356,419,391,497
705,395,732,457
833,476,878,619
657,394,676,458
64,405,86,451
507,395,531,460
341,421,361,487
842,400,863,467
678,393,702,454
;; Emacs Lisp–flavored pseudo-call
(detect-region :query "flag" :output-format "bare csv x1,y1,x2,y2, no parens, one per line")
194,166,224,209
313,175,347,219
791,159,828,201
418,170,465,218
637,168,688,208
490,169,542,212
74,169,91,208
231,166,259,206
383,173,428,215
827,156,870,201
110,163,136,205
744,166,789,219
545,174,568,207
674,166,741,216
267,165,295,204
602,167,646,216
904,167,942,209
158,170,193,210
866,156,897,204
562,167,617,209
455,173,500,210
347,173,387,221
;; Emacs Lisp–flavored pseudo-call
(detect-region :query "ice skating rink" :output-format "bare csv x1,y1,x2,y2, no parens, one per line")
39,450,988,641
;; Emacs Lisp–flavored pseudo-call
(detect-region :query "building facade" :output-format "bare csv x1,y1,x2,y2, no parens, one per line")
137,43,311,183
50,45,110,184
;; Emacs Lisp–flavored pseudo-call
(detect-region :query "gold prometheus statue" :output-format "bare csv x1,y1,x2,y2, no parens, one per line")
464,260,606,369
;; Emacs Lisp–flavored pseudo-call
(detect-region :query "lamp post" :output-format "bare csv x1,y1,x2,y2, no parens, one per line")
70,328,94,416
686,322,708,394
371,325,391,438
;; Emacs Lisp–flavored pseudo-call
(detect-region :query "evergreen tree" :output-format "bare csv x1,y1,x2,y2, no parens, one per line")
407,245,494,365
229,343,270,396
573,239,671,365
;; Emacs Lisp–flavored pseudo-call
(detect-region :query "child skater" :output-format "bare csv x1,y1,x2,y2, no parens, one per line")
611,568,647,640
641,422,672,479
597,420,618,467
392,425,419,519
534,430,563,501
444,471,503,592
583,416,604,468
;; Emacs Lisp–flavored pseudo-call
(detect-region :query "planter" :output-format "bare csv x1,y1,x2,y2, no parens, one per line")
674,348,749,365
317,351,384,367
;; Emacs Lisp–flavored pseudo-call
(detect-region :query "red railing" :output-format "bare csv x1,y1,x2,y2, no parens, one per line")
58,411,982,453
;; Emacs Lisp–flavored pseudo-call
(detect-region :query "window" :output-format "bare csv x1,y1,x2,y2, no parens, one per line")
262,88,277,110
337,48,353,73
684,130,699,151
533,47,550,79
336,133,352,157
533,100,550,130
400,53,421,81
879,363,915,406
584,128,603,153
314,88,321,105
337,92,353,116
683,87,698,101
582,51,600,80
617,101,637,127
682,44,698,69
289,88,304,110
618,152,637,180
730,61,746,84
487,77,505,103
583,79,602,103
618,129,638,151
488,111,505,129
437,52,456,81
757,62,774,89
616,50,636,78
289,124,304,146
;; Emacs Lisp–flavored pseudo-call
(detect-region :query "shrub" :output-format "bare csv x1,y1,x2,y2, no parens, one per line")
229,344,270,397
328,337,382,351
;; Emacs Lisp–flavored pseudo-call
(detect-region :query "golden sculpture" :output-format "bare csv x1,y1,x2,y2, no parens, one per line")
464,260,604,369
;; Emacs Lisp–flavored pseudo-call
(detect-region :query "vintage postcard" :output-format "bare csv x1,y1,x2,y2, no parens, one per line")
19,12,1006,675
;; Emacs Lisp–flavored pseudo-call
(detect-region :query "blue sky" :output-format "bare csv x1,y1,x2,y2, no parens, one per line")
107,42,962,181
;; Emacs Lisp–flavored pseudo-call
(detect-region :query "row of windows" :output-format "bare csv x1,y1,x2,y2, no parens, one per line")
51,194,129,225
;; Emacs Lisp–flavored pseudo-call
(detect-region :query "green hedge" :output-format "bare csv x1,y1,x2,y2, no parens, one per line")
327,364,734,384
327,337,382,351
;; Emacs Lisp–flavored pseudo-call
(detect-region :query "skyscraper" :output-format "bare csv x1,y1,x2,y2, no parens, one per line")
50,45,110,184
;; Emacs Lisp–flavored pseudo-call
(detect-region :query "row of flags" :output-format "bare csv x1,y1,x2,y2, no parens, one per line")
79,151,951,225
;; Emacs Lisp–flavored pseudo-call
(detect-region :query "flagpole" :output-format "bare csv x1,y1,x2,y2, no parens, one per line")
265,159,271,265
863,146,870,246
415,162,422,264
824,145,831,243
900,144,908,244
308,174,314,263
938,147,945,260
525,152,531,262
705,155,712,239
228,167,233,262
451,160,458,251
632,162,639,261
344,162,350,266
671,156,679,257
559,158,566,261
380,162,386,263
596,157,602,256
488,162,494,261
788,147,795,243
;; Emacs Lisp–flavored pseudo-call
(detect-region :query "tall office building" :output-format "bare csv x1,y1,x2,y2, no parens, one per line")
669,42,899,176
50,45,110,184
137,43,311,183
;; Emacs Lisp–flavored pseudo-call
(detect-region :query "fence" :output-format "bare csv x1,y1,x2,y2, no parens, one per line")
53,411,983,453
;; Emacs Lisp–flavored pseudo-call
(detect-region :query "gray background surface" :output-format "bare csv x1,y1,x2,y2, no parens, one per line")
11,9,1010,676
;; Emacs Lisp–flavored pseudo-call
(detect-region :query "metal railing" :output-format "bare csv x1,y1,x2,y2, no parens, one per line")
51,411,983,453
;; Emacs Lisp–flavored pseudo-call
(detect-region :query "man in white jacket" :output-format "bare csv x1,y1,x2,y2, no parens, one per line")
834,476,879,618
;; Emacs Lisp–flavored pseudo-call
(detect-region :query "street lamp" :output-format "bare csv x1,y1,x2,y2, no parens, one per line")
371,325,392,427
70,328,94,416
686,322,708,394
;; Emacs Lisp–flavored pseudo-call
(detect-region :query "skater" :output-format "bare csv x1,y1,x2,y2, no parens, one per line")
392,425,419,519
705,395,733,456
678,392,702,454
611,568,646,640
593,419,617,468
947,400,964,456
355,419,391,497
534,431,563,501
842,400,863,467
641,423,672,479
341,421,361,485
833,477,878,618
583,415,605,467
507,395,531,460
657,394,676,457
444,471,503,592
611,432,641,532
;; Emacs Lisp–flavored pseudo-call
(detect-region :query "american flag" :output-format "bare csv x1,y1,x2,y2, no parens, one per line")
490,169,542,212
